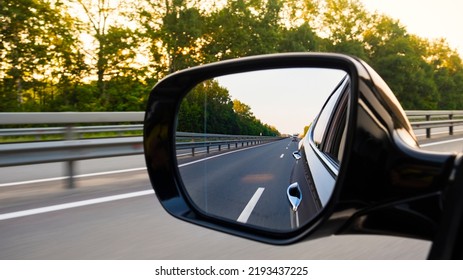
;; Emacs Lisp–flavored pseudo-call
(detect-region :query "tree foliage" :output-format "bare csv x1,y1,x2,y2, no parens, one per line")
1,0,463,123
177,80,280,135
1,0,86,111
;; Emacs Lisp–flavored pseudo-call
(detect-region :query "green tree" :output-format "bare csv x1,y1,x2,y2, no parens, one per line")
364,15,439,109
233,99,280,136
74,0,141,108
425,39,463,109
320,0,369,58
1,0,85,111
136,0,206,77
178,80,237,134
282,0,319,27
202,0,283,61
278,22,320,52
178,80,279,135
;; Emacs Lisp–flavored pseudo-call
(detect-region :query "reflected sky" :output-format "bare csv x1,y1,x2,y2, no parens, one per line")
216,68,347,134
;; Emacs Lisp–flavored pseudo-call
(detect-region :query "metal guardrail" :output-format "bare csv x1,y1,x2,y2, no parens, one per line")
0,112,145,124
176,132,280,156
3,111,461,140
177,138,273,156
0,137,144,188
405,110,463,119
405,110,463,138
0,125,143,138
0,112,281,188
0,111,462,188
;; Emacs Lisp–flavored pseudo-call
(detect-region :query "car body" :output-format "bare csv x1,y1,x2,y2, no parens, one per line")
287,73,349,225
143,53,462,259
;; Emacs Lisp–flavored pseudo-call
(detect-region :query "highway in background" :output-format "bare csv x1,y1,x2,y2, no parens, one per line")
1,133,463,259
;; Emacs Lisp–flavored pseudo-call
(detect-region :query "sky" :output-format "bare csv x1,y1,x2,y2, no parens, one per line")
217,69,347,135
361,0,463,56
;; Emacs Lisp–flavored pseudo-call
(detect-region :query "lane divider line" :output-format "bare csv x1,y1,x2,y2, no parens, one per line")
280,154,285,158
0,189,154,221
237,187,265,224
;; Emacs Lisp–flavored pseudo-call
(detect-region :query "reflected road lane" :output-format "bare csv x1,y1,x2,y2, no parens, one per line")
179,139,314,231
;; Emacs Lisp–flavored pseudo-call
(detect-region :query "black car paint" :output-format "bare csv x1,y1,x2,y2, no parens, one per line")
143,53,461,259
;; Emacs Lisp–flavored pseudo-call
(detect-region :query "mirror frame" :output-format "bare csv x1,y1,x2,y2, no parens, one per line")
144,53,457,245
144,53,361,244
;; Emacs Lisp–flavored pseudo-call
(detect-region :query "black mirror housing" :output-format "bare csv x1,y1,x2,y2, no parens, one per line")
144,53,456,245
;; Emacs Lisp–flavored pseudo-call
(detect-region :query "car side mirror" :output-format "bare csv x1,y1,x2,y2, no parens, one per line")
292,151,302,160
144,53,456,245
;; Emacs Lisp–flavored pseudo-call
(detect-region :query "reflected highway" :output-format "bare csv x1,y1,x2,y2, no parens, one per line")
2,133,463,259
178,139,315,231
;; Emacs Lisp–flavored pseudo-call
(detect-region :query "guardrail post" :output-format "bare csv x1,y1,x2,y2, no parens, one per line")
449,114,454,135
65,125,76,189
426,115,431,138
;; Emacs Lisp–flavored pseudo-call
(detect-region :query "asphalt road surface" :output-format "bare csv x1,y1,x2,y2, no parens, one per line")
2,134,463,259
178,139,317,231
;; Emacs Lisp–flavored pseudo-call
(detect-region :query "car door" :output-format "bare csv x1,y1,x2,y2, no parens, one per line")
289,75,349,225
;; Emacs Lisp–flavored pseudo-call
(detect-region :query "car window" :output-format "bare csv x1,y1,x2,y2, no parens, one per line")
323,86,349,164
313,75,348,145
312,77,349,167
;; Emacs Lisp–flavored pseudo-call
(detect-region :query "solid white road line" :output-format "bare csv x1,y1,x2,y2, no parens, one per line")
0,167,147,188
415,129,463,138
420,137,463,147
0,176,69,188
237,187,265,224
0,189,154,221
178,141,276,168
1,141,280,220
2,141,279,187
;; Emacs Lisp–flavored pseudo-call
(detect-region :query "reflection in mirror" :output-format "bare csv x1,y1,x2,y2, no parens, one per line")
292,151,302,160
176,68,349,232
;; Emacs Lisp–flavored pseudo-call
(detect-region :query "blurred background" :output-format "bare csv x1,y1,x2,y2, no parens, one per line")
1,0,463,259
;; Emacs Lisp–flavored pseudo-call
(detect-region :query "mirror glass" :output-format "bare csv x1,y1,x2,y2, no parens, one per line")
176,68,349,232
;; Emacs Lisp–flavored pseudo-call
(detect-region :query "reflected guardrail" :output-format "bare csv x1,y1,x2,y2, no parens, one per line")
176,132,281,156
